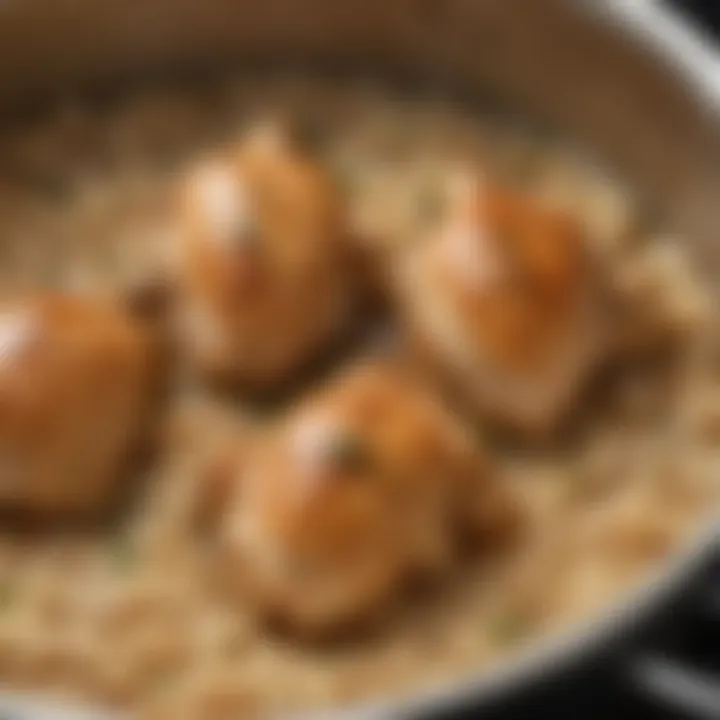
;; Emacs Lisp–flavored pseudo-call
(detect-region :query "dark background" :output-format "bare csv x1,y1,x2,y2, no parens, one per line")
673,0,720,32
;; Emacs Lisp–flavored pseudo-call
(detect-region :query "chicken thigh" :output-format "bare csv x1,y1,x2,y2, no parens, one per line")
396,172,610,434
212,360,518,634
0,294,160,514
175,122,355,391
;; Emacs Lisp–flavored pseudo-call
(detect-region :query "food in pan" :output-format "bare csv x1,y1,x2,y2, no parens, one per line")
0,78,715,718
212,359,519,635
0,294,159,515
174,122,356,391
394,170,612,435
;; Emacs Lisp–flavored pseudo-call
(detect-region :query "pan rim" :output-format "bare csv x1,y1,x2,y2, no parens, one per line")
0,2,717,719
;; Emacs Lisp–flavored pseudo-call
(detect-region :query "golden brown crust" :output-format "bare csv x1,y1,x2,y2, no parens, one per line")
175,124,355,390
214,361,518,634
397,173,609,434
0,294,158,514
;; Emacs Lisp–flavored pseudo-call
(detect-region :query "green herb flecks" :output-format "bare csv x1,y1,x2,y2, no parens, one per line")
108,535,136,572
326,432,372,476
490,608,531,645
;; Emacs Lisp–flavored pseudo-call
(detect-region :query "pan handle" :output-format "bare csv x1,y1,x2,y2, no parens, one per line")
624,550,720,720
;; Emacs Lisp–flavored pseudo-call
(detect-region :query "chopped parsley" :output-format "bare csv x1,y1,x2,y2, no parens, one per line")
491,609,530,645
108,535,136,572
325,432,371,476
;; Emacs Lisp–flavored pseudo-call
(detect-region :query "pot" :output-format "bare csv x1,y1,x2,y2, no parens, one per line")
0,0,717,717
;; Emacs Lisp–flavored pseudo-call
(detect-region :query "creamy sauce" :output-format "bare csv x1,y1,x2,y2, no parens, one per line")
0,76,716,719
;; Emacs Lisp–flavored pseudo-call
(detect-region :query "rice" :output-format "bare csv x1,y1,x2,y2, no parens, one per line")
0,75,716,718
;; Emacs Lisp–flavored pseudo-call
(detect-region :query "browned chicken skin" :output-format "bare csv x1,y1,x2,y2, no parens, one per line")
396,172,610,435
213,360,519,634
0,294,159,514
175,123,355,390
